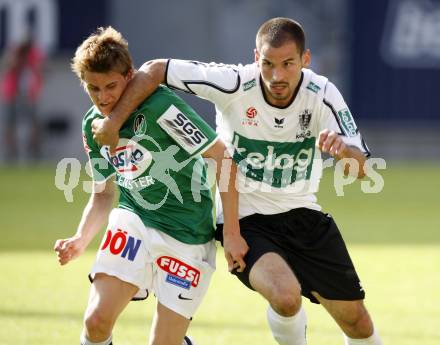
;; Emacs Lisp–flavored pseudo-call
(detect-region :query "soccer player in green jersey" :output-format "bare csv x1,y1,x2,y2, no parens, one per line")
54,27,246,345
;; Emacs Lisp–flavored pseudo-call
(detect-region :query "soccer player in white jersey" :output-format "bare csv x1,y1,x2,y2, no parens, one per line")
54,27,244,345
92,18,383,345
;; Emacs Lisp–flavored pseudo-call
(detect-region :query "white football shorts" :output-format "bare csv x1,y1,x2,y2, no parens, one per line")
89,208,216,319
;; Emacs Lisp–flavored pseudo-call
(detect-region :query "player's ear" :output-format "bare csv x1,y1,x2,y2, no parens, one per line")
302,49,311,68
125,68,134,81
254,48,260,63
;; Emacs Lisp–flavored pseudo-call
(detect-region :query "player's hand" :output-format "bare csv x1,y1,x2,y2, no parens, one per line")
223,231,249,273
54,236,87,266
91,117,120,155
317,129,347,158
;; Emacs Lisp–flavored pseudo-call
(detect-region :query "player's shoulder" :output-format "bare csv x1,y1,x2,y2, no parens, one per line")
145,85,183,103
237,63,260,93
301,68,329,97
237,62,258,75
81,106,103,151
139,85,187,112
82,105,103,133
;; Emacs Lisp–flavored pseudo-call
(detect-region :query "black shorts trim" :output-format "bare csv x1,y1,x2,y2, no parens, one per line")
216,208,365,304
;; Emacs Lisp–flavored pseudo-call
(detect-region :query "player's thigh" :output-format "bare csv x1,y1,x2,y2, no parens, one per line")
85,273,139,321
149,302,191,345
221,213,300,295
90,208,153,300
249,252,301,301
151,229,216,320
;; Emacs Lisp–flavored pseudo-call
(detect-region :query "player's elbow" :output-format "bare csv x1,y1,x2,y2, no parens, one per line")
139,59,156,72
357,169,366,179
357,157,367,179
202,139,227,160
92,180,115,201
343,166,366,179
139,59,167,83
342,159,366,179
350,171,366,179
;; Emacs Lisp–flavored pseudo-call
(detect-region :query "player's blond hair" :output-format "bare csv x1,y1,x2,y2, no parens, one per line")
71,26,133,81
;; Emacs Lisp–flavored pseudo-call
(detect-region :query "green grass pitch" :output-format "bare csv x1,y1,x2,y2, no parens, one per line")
0,161,439,344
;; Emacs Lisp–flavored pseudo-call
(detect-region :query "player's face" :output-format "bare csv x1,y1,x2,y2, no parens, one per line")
255,41,310,107
83,69,133,116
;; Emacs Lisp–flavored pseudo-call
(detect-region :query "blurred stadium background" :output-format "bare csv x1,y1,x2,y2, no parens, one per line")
0,0,439,344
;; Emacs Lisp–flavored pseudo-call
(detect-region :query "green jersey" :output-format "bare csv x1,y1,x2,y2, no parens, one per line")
82,86,218,244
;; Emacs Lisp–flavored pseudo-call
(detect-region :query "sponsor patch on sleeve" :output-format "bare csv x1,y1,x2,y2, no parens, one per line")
243,78,256,91
337,108,358,137
157,105,208,154
306,81,321,93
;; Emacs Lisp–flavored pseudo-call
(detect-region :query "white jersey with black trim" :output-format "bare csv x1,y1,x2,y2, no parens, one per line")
166,59,370,221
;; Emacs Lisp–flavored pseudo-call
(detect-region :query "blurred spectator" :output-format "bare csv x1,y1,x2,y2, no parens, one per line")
1,33,45,162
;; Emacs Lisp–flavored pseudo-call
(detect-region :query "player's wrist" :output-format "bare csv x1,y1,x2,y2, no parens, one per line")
73,232,92,247
222,223,241,236
106,112,124,131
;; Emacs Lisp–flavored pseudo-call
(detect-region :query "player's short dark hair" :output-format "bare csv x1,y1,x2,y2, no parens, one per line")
256,17,306,55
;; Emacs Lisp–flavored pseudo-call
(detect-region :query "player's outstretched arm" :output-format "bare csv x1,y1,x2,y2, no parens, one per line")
92,59,168,153
317,129,367,178
54,177,116,265
202,140,249,272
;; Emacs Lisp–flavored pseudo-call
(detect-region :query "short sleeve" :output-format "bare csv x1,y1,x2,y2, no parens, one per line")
82,119,115,183
320,82,371,157
166,59,241,109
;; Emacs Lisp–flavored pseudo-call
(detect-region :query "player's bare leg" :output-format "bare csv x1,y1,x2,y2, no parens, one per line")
148,302,191,345
250,252,301,315
311,291,383,344
249,252,307,345
82,273,138,344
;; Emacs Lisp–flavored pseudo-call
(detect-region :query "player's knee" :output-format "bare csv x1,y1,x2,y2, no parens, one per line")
84,310,113,339
341,305,374,338
351,312,374,338
269,289,302,316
